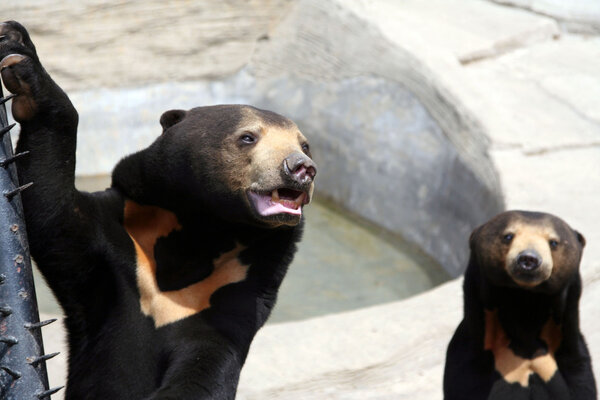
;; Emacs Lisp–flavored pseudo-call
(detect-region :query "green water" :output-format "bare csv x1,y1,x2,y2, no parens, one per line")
33,176,448,323
269,198,448,322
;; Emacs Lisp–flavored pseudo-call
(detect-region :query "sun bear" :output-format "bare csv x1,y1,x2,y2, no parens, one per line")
0,21,316,399
444,210,596,399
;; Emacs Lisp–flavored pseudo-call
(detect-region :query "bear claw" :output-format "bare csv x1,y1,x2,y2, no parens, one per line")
0,22,26,47
0,54,37,121
0,53,26,69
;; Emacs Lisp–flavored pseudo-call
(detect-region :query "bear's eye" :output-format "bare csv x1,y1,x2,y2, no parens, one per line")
301,142,310,154
549,239,559,250
239,133,257,145
502,233,514,244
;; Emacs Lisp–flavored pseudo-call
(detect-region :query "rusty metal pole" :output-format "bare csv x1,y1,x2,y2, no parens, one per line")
0,86,62,398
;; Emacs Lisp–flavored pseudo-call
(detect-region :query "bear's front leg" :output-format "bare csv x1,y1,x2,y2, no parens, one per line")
0,21,103,306
0,20,79,213
145,339,243,400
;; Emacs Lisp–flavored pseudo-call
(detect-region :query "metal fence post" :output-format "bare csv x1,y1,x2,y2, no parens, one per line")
0,85,62,398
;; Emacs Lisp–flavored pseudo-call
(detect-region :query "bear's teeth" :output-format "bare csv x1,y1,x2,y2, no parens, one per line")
294,192,306,207
269,189,305,209
281,200,299,210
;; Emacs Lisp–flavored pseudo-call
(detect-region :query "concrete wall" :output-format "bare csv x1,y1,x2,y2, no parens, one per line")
489,0,600,33
247,0,504,276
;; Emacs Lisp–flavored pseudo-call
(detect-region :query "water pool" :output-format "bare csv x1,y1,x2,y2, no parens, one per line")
270,198,448,322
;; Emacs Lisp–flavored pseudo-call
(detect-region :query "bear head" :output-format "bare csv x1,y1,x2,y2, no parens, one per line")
469,211,585,293
112,105,316,228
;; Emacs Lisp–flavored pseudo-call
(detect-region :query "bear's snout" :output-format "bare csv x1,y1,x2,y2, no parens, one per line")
283,152,317,185
516,250,542,271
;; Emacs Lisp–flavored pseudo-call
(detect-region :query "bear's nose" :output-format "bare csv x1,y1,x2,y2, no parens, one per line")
517,250,542,271
284,153,317,184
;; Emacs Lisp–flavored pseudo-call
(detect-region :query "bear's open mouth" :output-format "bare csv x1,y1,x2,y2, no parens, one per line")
248,188,309,217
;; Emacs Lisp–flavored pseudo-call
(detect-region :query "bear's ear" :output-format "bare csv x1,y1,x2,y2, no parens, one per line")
574,230,586,248
160,109,187,131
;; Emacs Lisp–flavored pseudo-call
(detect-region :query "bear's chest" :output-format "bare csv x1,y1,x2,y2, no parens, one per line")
123,200,250,328
484,309,562,387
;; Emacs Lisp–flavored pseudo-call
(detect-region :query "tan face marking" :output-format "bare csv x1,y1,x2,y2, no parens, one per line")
484,310,561,386
253,126,313,193
504,220,558,287
222,121,311,191
218,113,315,228
124,201,249,328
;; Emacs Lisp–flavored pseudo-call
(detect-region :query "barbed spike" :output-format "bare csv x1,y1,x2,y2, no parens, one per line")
0,150,30,168
0,366,22,380
4,181,33,200
0,123,16,137
0,336,18,345
37,386,64,399
0,305,12,316
27,352,60,367
25,318,57,330
0,93,16,105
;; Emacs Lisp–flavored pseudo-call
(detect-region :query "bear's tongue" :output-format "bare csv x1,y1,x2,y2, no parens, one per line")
249,189,306,216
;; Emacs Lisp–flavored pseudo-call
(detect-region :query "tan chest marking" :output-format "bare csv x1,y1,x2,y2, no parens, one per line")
124,201,249,328
484,309,561,387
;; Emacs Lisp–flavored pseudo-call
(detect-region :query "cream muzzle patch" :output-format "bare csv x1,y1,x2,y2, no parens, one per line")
504,221,558,287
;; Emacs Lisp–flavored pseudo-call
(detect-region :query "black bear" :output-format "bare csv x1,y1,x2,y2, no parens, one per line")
444,210,596,399
0,21,317,399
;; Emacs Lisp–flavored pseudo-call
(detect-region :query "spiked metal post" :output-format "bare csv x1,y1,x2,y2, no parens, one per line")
0,86,61,398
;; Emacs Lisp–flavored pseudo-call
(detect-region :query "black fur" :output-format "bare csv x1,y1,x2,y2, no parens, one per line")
0,21,311,399
443,211,596,400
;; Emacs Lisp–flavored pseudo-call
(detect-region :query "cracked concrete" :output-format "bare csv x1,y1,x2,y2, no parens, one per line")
458,39,600,153
1,0,293,91
523,142,600,156
488,0,600,34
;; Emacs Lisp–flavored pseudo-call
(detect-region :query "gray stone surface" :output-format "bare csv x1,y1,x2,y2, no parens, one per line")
1,0,292,91
489,0,600,34
237,280,462,400
340,0,560,65
253,75,502,278
246,0,505,275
